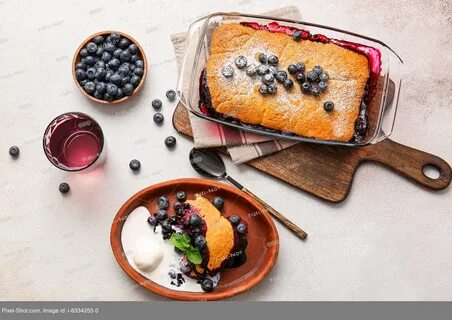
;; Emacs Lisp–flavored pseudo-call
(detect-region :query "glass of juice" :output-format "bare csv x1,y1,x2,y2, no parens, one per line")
43,112,105,172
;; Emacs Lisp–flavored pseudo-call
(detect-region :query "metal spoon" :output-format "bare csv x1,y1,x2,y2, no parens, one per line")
189,148,308,240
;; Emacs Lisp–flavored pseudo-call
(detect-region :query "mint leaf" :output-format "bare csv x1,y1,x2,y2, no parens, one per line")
169,232,203,264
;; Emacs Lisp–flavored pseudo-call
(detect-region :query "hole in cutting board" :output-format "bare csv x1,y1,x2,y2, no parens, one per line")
422,164,441,179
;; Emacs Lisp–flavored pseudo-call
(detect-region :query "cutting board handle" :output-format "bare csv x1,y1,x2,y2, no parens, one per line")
362,139,451,190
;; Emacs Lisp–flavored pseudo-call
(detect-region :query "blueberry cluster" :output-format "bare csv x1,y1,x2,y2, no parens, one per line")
221,53,294,95
74,32,144,102
288,63,329,96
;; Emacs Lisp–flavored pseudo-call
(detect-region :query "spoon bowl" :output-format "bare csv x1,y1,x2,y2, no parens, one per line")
189,148,226,179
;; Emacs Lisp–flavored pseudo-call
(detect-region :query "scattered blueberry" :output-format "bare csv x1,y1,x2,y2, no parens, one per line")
166,90,176,102
295,62,306,73
283,78,294,89
153,112,164,124
194,235,206,249
258,53,267,64
246,63,258,76
189,214,201,227
288,64,298,74
275,70,287,82
257,64,269,76
262,73,274,85
236,223,247,234
176,191,186,202
259,84,268,94
158,196,170,210
59,182,70,194
318,81,328,91
222,65,234,78
212,197,224,210
267,83,277,94
323,101,335,112
295,72,305,83
311,86,321,96
267,55,278,66
201,278,214,292
147,215,158,226
235,55,247,69
9,146,19,158
313,65,323,75
292,30,302,41
306,71,318,82
301,82,312,93
129,159,141,171
319,73,329,82
156,209,168,220
228,215,240,226
152,99,162,109
165,136,176,148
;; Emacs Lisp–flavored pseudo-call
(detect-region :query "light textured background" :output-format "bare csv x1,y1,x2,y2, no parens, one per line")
0,0,451,301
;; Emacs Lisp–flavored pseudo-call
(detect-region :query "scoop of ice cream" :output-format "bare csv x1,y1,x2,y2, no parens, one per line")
132,237,163,272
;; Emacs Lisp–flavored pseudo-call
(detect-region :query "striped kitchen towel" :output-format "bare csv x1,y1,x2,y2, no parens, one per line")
171,6,301,164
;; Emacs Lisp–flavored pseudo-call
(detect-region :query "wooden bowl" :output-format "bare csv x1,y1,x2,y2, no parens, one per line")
72,30,148,104
110,178,279,301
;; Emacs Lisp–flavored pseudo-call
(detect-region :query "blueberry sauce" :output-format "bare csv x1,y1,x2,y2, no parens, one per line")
199,22,383,142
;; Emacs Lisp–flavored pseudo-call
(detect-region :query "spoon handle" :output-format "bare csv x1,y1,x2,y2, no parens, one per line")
224,175,308,240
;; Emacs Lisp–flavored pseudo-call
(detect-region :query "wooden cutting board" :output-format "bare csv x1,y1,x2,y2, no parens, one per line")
173,105,451,202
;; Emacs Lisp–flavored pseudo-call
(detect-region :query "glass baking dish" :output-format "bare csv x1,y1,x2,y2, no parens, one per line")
177,12,403,146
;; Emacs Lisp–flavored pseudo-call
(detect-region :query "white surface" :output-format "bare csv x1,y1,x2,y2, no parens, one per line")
0,0,451,301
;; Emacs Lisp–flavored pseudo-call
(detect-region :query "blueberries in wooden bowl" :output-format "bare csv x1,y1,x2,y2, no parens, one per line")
73,31,147,104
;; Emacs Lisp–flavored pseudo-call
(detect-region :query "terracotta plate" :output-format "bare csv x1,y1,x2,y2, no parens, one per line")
110,178,279,300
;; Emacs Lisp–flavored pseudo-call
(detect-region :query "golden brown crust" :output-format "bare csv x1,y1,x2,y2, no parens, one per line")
206,24,370,141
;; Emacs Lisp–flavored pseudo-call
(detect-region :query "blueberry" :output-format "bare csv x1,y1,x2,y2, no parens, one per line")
85,56,96,66
105,70,113,82
95,82,106,94
95,68,107,81
119,50,131,62
313,65,323,75
153,112,164,124
292,30,302,41
104,92,114,101
86,42,97,54
93,35,104,45
246,63,258,76
236,223,247,234
156,209,168,220
80,48,88,57
116,88,124,99
158,196,170,210
130,75,141,88
113,48,123,58
323,101,334,112
110,73,122,85
75,69,86,81
129,159,141,171
122,83,134,96
228,215,240,226
319,73,329,82
101,51,112,63
222,65,234,78
9,146,19,158
267,83,277,94
283,78,294,89
95,47,104,57
189,214,201,227
267,55,279,66
258,53,267,64
161,219,173,233
212,197,224,210
152,99,162,110
167,90,177,102
128,44,138,55
194,235,206,249
106,83,118,96
59,182,70,194
128,64,135,72
173,201,183,211
165,136,176,148
93,91,103,99
110,33,121,43
84,81,95,94
118,38,130,49
95,60,106,69
235,55,247,69
201,278,214,292
301,82,311,93
120,76,130,87
287,64,298,74
134,67,144,77
318,81,328,91
131,54,139,63
147,215,158,226
176,191,186,202
85,67,95,80
108,58,121,69
306,71,318,82
118,66,129,77
295,72,305,83
296,62,306,73
103,42,116,53
262,73,275,85
311,86,321,96
275,70,287,82
135,60,144,69
257,64,269,76
75,62,86,70
79,79,88,87
259,84,268,94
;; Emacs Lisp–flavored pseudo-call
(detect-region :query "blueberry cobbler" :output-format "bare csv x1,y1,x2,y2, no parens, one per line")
121,192,248,293
199,22,382,142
